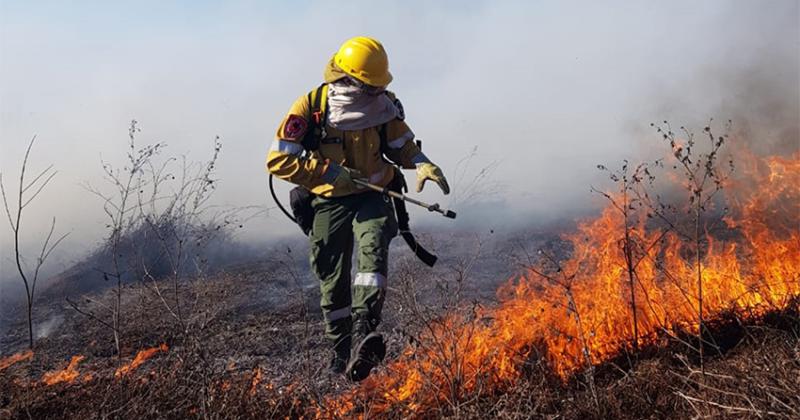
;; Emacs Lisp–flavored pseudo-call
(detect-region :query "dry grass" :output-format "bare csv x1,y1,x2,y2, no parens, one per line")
1,250,797,420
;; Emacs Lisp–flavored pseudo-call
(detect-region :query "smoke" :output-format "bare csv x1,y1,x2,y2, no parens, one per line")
716,59,799,155
1,1,798,292
642,2,799,156
35,314,63,340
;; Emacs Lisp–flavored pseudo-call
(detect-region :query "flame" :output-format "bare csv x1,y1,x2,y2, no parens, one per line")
249,367,263,396
322,148,799,417
115,343,169,378
0,350,33,371
42,355,85,385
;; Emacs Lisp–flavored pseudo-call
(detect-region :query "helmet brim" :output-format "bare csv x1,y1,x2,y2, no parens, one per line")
324,55,348,83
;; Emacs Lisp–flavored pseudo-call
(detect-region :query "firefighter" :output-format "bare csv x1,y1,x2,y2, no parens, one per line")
266,36,449,381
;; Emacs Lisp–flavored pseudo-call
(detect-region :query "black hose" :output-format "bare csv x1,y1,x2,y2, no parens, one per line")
268,174,297,223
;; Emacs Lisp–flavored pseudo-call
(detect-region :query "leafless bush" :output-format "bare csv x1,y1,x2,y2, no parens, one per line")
590,121,735,368
1,136,68,348
592,160,658,352
67,120,254,356
646,120,734,371
66,120,163,355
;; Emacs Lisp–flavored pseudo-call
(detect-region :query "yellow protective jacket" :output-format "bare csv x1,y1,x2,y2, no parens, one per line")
266,85,424,198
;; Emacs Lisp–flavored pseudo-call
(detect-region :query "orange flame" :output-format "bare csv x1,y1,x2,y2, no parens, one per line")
115,343,169,378
249,367,263,396
323,148,799,417
42,355,85,385
0,350,33,371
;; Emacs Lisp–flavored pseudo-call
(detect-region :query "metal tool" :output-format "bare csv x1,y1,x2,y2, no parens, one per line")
352,178,457,219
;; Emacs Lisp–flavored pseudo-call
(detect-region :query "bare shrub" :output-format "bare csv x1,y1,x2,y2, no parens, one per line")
646,120,734,371
67,120,252,356
1,136,68,348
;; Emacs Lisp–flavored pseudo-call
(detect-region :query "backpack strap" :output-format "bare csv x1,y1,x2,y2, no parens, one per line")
301,83,328,152
378,122,389,154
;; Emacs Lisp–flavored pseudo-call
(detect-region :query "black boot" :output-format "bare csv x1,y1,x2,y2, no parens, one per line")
346,314,386,382
328,335,350,375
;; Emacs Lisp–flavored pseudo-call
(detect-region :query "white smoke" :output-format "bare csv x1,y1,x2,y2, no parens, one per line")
35,314,64,340
1,0,797,290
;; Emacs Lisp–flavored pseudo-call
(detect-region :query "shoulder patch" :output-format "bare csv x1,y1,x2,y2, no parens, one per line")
283,114,308,140
394,98,405,121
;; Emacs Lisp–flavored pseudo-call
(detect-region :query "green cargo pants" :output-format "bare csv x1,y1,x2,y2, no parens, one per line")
309,191,398,345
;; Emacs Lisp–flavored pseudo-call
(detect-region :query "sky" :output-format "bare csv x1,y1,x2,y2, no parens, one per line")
1,0,798,286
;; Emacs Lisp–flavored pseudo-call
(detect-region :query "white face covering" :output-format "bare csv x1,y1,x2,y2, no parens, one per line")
326,78,400,131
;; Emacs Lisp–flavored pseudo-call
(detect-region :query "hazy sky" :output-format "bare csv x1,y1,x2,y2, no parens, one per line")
1,1,798,282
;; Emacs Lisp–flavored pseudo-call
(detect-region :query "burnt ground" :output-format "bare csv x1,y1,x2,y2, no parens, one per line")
0,227,798,419
0,227,530,354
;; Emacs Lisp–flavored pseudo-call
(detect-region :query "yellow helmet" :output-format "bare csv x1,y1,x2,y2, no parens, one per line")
334,36,393,87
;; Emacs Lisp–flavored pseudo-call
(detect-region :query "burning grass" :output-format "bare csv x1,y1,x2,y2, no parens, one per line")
318,145,799,417
114,343,169,378
41,355,86,386
0,350,32,372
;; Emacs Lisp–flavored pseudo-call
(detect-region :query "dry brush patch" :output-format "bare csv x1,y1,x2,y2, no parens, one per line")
0,267,324,419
